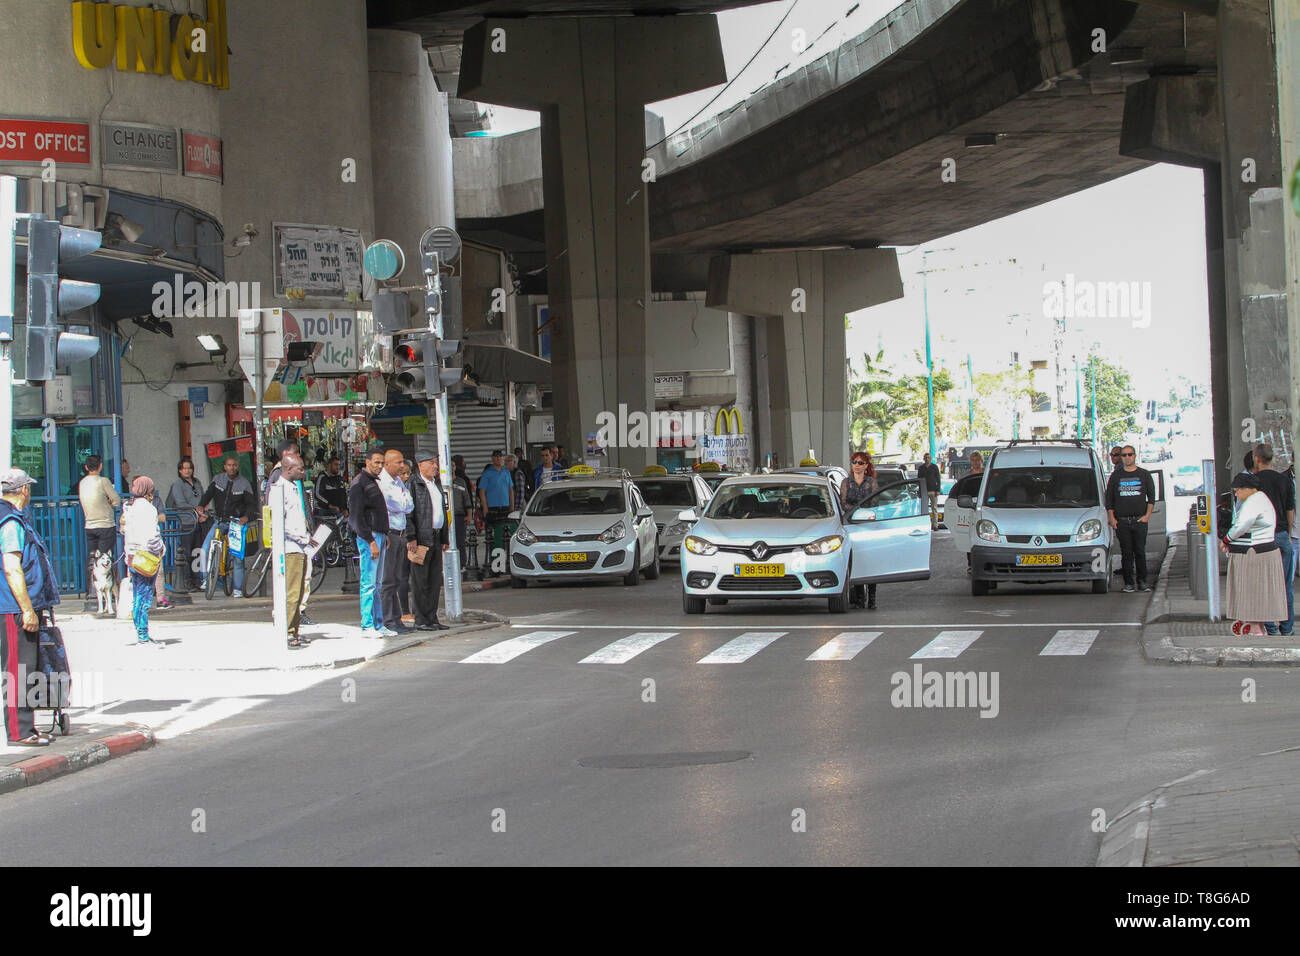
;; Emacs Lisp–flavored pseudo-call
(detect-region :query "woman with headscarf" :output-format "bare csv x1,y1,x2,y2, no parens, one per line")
1220,472,1287,636
840,450,879,610
121,476,165,646
167,456,206,591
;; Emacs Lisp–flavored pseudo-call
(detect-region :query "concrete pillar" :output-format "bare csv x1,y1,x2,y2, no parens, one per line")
459,17,725,471
368,30,456,286
706,249,903,468
1276,0,1300,469
1218,0,1291,468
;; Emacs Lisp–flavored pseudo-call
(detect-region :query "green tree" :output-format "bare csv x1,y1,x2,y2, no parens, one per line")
848,349,954,457
1085,356,1141,448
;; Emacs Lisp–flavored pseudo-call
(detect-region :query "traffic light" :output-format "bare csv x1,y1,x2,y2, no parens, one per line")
25,216,102,381
394,332,461,398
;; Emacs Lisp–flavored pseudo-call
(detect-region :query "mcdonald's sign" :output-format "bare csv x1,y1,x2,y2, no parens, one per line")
714,407,744,435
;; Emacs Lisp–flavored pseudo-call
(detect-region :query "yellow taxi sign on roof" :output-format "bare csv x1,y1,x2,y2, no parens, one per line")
800,457,819,467
567,464,595,476
694,461,721,472
642,465,668,475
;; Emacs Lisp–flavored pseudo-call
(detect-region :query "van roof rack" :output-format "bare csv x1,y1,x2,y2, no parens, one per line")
1003,438,1086,447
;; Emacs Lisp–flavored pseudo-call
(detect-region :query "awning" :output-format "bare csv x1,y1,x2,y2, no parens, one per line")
463,344,552,385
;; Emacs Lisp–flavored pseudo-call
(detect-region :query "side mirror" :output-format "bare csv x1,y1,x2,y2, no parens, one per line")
508,510,521,521
851,507,876,522
676,509,697,522
957,495,975,509
636,507,654,519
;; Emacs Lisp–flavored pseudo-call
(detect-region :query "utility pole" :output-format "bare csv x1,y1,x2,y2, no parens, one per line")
966,353,974,440
922,254,936,460
1090,352,1098,451
1075,354,1082,439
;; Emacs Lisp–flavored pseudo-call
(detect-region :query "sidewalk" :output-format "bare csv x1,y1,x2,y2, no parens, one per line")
1141,531,1300,665
1099,746,1300,866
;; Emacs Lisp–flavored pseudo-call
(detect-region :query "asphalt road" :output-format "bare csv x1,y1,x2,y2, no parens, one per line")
5,530,1299,865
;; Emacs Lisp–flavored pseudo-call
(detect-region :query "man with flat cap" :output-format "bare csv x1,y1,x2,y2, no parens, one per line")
406,451,450,630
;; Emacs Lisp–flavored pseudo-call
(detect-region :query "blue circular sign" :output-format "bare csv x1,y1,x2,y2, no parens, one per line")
363,239,404,281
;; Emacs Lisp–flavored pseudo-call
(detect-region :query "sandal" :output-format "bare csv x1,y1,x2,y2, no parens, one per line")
287,637,303,648
12,733,50,747
297,634,313,645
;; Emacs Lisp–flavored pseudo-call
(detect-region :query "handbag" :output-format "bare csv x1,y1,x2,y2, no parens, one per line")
129,534,165,577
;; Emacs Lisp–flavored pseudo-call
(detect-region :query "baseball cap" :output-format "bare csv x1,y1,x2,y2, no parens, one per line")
1,468,36,493
491,449,504,457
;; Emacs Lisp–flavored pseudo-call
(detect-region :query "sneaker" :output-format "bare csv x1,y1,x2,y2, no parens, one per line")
300,613,316,626
1122,584,1136,593
359,627,378,638
377,626,399,637
231,589,243,599
155,599,172,610
1137,583,1151,592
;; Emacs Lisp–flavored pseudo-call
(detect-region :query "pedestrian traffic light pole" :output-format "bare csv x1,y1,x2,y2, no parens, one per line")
421,231,464,623
0,176,17,472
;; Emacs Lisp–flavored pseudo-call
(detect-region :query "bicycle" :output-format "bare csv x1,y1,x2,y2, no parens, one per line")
243,520,271,596
307,512,355,594
203,520,243,600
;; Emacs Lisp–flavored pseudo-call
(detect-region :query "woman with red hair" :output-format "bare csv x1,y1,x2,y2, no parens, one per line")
840,451,879,610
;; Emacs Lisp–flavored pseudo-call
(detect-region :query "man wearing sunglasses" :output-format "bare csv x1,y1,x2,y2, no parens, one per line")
1108,447,1123,475
1105,445,1156,592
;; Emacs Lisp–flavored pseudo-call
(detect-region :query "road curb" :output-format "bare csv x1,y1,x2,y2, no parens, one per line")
0,727,156,796
1138,545,1300,666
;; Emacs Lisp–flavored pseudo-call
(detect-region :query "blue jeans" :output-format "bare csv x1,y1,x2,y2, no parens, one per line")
358,535,386,629
130,569,155,641
1265,532,1295,635
202,522,245,592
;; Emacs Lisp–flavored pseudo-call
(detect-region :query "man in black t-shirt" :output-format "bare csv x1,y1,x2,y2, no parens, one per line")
918,453,942,529
1254,443,1295,635
1105,445,1156,592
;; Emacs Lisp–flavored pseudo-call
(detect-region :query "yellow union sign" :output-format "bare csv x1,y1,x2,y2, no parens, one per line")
72,0,229,89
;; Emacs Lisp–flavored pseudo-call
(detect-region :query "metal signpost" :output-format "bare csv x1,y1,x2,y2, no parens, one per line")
1202,458,1220,621
0,176,16,471
420,226,464,623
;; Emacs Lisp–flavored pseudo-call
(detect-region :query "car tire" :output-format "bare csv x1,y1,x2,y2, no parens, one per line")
683,592,705,614
971,578,990,597
707,597,728,606
511,575,527,589
828,569,850,613
623,546,640,586
1091,576,1110,594
644,541,661,580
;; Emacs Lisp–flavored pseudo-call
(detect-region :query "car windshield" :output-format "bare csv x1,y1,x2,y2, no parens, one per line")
527,485,625,516
632,479,695,506
705,483,833,519
981,466,1099,508
702,474,729,489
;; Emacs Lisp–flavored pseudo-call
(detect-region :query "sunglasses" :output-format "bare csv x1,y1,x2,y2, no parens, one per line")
851,459,869,465
1122,453,1135,457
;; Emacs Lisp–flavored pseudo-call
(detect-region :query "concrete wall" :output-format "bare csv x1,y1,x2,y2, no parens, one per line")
0,0,222,216
453,128,543,220
648,297,731,372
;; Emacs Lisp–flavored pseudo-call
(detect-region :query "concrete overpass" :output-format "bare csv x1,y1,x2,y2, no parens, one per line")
372,0,1295,480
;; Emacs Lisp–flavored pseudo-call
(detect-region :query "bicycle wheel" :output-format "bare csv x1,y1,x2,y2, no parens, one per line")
205,537,222,600
310,553,327,593
323,536,343,568
223,555,235,596
244,549,269,596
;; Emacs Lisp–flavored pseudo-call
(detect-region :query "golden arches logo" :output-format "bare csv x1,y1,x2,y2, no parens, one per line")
714,407,743,436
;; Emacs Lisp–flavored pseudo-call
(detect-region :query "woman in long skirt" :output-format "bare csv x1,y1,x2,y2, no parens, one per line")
1221,472,1287,636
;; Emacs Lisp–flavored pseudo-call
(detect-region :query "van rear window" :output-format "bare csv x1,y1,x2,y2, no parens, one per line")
982,467,1098,508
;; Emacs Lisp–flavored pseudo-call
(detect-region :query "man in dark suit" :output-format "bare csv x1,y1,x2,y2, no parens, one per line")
405,451,451,631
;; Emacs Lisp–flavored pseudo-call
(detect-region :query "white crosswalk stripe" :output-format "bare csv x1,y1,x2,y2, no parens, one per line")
1038,629,1101,656
580,631,678,664
459,630,576,664
698,631,786,663
910,630,983,659
807,632,882,661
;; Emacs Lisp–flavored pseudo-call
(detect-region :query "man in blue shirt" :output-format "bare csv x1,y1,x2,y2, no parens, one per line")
478,450,515,577
0,469,60,746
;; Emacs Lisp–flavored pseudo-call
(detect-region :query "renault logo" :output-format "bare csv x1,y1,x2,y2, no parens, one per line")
752,541,769,560
1033,535,1043,546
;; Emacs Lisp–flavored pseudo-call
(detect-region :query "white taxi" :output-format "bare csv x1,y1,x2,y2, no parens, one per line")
630,466,714,563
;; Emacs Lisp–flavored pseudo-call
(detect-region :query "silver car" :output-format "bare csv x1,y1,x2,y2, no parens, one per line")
630,473,714,562
508,472,660,587
679,474,933,613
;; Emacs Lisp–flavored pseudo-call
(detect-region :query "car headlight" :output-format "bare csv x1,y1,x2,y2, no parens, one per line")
665,520,693,537
513,523,537,546
976,519,1000,542
1077,518,1101,542
684,535,717,556
803,534,844,555
599,520,627,543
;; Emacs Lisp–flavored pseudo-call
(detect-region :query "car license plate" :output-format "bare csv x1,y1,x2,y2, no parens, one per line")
734,563,785,577
1016,554,1062,566
549,552,588,563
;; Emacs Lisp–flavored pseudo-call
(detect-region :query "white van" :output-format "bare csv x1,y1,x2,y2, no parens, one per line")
949,440,1113,596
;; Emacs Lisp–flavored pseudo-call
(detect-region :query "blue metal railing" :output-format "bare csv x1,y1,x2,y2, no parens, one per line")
28,497,191,595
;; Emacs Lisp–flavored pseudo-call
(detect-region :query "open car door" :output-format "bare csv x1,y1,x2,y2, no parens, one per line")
845,478,932,583
944,472,982,554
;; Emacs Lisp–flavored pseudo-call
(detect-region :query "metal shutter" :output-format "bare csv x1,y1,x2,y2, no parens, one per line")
450,403,507,477
370,417,416,462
